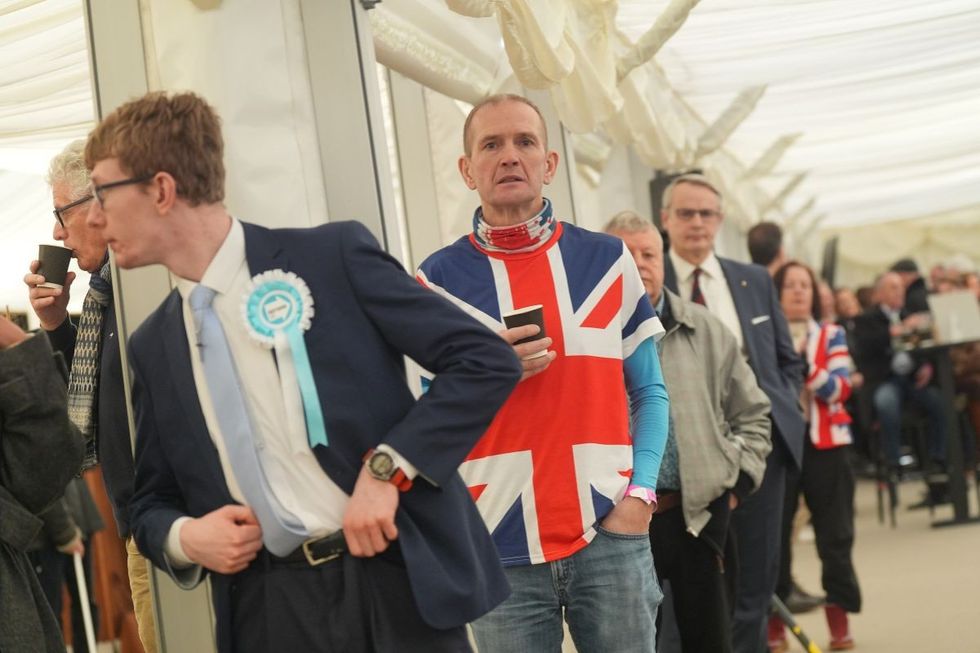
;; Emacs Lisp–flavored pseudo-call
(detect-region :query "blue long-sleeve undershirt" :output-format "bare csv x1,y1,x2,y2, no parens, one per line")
623,337,670,491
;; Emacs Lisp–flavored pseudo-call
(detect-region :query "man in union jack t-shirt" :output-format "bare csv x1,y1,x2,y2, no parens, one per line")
417,94,670,653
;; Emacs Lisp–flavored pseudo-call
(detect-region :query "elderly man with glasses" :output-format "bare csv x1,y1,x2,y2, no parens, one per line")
23,139,159,653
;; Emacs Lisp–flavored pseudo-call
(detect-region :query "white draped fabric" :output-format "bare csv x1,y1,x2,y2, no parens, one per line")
616,0,980,233
374,0,979,281
1,0,978,305
744,133,802,180
0,0,331,311
139,0,329,230
0,0,93,312
373,0,499,104
826,207,980,288
616,0,700,82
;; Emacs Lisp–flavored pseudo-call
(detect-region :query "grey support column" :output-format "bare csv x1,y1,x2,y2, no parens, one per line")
386,70,443,269
298,0,404,261
525,90,578,225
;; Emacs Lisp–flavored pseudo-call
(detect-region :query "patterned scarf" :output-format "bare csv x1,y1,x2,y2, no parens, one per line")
654,298,681,491
472,198,557,254
68,258,113,470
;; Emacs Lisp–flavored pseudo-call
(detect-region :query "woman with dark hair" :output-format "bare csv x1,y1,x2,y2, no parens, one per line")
769,261,862,652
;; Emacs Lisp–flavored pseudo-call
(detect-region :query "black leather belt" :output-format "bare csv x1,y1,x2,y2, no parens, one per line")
272,530,347,567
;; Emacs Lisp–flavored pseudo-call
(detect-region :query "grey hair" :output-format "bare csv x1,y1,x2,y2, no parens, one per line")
661,173,723,211
875,271,902,290
46,139,90,201
603,210,656,235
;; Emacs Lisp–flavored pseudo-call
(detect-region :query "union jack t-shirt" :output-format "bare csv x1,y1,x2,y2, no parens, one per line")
417,221,665,566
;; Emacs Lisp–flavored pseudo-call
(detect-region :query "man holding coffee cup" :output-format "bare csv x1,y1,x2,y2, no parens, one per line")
417,94,670,652
23,140,159,652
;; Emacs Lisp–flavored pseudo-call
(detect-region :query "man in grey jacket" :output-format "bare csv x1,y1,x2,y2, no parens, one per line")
606,213,772,653
0,315,85,653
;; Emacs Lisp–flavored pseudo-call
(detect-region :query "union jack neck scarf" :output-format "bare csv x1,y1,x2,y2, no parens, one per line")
473,198,557,254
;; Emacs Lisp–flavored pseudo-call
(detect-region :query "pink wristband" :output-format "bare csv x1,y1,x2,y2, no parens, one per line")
625,484,658,507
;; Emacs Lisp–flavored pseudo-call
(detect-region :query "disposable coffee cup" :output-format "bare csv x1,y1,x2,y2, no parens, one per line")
37,245,73,289
502,304,548,359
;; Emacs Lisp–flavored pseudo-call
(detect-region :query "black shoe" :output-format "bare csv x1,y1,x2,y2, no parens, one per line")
929,481,951,504
907,494,932,510
785,582,825,614
907,486,951,510
884,464,903,484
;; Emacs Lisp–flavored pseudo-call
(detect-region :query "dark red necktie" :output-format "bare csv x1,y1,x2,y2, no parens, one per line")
690,268,707,306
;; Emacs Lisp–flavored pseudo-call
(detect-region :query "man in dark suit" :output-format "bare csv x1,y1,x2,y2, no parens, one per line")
890,258,930,315
661,174,805,653
82,91,522,653
746,221,786,277
850,272,946,471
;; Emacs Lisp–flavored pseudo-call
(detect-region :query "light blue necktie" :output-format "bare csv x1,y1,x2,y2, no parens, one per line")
189,284,309,556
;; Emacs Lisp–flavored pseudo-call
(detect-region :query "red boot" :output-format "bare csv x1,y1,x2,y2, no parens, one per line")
768,614,788,653
825,604,855,650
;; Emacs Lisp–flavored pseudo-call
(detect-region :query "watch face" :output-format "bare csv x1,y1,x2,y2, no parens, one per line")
369,451,395,479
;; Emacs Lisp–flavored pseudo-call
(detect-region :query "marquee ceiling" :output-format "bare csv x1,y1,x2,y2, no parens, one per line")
614,0,980,227
2,0,978,307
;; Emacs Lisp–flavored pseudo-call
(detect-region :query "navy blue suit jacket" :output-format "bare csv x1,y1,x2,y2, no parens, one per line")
128,221,521,646
665,254,805,467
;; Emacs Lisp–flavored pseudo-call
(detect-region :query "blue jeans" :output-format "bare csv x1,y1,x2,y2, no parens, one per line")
470,526,662,653
873,376,947,465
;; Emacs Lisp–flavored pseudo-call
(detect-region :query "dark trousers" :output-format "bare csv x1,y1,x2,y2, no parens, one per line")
873,376,947,465
650,494,734,653
28,544,97,653
228,546,471,653
732,440,790,653
777,439,862,612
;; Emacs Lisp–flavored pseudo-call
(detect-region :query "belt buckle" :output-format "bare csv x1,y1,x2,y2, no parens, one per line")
302,538,342,566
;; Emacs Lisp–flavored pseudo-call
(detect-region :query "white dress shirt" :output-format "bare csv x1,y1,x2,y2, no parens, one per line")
166,218,413,565
669,249,745,352
881,305,901,325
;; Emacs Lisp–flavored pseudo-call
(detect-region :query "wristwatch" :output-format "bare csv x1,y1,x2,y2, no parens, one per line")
363,448,413,492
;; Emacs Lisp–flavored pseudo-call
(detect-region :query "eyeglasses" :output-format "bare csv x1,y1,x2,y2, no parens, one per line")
88,174,156,208
53,195,94,228
672,208,722,222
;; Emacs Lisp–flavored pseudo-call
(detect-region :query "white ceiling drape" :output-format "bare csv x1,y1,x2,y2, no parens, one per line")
615,0,980,229
373,0,980,278
2,0,978,307
0,0,93,312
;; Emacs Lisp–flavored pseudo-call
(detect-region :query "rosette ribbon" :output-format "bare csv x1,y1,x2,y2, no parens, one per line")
242,270,328,449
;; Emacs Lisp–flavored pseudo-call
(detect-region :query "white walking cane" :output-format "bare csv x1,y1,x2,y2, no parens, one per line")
73,552,98,653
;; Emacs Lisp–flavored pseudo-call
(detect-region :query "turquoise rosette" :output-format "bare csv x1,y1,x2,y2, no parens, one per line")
242,270,328,448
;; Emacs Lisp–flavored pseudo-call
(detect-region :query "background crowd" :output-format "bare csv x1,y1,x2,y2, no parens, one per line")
2,90,979,653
